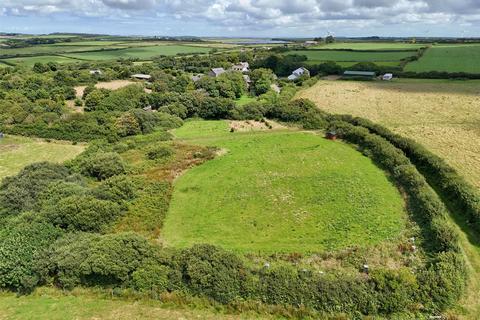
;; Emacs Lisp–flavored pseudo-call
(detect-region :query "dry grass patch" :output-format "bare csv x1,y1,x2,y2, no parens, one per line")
229,120,287,132
75,80,148,98
296,79,480,189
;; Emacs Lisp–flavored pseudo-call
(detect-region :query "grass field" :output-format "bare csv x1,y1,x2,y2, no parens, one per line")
63,45,212,61
296,79,480,189
287,50,416,65
0,135,85,180
404,44,480,73
0,288,261,320
162,121,406,253
1,55,81,67
315,42,425,51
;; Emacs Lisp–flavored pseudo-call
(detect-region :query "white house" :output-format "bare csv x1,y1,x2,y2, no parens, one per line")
382,73,393,81
304,41,318,46
232,62,250,73
89,69,102,75
288,67,310,81
209,68,226,77
131,74,152,81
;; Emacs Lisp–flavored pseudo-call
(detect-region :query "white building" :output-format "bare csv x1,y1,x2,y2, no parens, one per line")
232,62,250,73
287,67,310,81
382,73,393,81
131,74,152,81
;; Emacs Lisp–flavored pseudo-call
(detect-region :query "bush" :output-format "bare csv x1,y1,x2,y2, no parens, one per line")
179,244,247,303
45,233,159,289
146,145,174,160
79,152,127,180
132,264,173,294
93,175,137,203
0,219,61,292
0,162,71,216
41,195,122,232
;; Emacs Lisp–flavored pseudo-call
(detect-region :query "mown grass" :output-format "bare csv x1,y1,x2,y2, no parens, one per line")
162,120,406,254
296,79,480,190
404,44,480,73
0,288,261,320
0,135,85,180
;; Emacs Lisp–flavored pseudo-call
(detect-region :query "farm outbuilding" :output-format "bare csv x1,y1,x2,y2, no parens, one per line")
209,68,226,77
343,71,376,79
382,73,393,81
131,73,152,81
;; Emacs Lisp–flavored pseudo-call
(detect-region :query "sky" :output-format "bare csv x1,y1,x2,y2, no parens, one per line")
0,0,479,38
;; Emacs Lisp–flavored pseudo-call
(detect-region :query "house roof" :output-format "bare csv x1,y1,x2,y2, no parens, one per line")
210,68,226,76
131,73,152,80
343,71,376,77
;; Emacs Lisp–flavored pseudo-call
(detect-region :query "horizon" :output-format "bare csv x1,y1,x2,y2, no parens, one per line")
0,1,479,38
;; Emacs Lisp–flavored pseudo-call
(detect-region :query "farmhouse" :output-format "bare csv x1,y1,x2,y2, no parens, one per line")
288,67,310,81
304,40,318,46
131,73,152,81
232,62,250,73
383,73,393,81
343,71,376,79
89,69,102,75
209,68,226,77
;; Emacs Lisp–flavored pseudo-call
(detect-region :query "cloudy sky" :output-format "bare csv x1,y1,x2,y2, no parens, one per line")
0,0,479,37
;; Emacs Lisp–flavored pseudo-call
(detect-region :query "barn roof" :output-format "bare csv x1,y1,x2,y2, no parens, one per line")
343,71,376,77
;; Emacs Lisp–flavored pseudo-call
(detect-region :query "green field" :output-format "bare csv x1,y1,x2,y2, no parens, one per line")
63,45,212,61
0,135,85,180
1,55,81,67
315,42,425,51
0,288,256,320
162,121,406,253
405,44,480,73
287,50,416,64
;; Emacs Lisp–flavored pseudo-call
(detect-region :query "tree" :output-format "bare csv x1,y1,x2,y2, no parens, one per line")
249,68,275,95
79,152,127,180
326,35,335,44
115,112,141,137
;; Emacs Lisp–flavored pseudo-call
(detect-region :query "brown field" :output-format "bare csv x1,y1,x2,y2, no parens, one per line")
296,79,480,189
75,80,142,98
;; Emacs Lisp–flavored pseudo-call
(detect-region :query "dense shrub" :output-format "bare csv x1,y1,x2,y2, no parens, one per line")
0,219,61,292
93,175,136,203
145,145,174,160
0,162,71,216
178,244,247,303
41,195,122,232
45,233,159,289
78,152,127,180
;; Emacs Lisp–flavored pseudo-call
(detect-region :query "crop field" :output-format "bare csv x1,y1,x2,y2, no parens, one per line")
296,79,480,189
316,42,425,51
0,135,85,180
162,121,406,253
404,44,480,73
287,49,416,65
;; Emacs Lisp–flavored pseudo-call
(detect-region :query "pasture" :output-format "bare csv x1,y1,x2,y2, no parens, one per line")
296,79,480,189
162,121,406,253
0,135,85,180
404,44,480,73
286,49,416,65
0,55,80,67
63,45,212,61
316,42,425,51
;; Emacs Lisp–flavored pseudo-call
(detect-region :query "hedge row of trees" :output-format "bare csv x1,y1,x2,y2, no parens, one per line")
336,115,480,234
